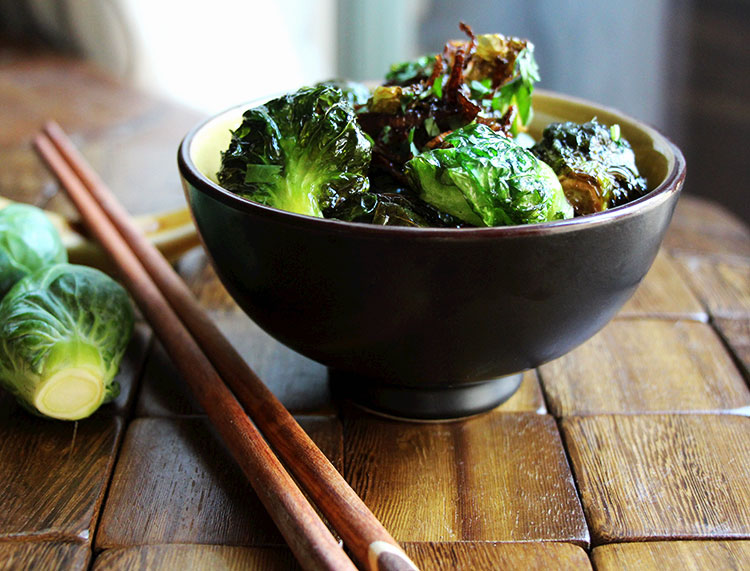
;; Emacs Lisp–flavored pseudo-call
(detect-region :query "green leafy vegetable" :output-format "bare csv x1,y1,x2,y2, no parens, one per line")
217,85,372,218
0,264,134,420
405,124,573,226
0,204,67,298
531,120,648,215
471,36,540,135
316,79,371,108
385,55,436,84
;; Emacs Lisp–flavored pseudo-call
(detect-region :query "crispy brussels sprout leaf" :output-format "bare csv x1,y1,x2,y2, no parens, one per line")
386,55,436,85
532,119,648,215
0,203,67,298
0,264,134,420
217,85,372,218
406,124,573,226
316,79,371,108
459,33,541,135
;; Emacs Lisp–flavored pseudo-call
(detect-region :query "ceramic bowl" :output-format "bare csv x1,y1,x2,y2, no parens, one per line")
178,90,685,419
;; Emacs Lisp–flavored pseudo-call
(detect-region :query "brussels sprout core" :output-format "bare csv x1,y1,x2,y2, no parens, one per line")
32,340,107,420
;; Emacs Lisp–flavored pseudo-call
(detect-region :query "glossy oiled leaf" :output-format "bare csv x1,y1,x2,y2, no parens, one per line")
217,85,372,218
406,124,573,226
532,120,648,215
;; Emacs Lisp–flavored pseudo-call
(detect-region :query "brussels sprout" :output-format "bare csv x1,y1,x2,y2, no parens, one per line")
468,34,540,135
0,263,134,420
316,79,371,108
0,203,67,298
405,123,573,226
531,119,648,215
217,85,372,218
385,55,437,85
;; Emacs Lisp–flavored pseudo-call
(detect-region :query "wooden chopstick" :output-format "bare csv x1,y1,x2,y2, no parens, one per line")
33,133,357,571
36,122,418,571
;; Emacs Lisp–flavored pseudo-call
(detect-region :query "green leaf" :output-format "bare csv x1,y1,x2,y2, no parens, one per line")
0,204,67,299
385,55,436,84
217,86,372,218
424,117,440,138
405,124,573,226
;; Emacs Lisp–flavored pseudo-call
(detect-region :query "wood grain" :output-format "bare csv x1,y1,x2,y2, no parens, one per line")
592,540,750,570
92,541,593,571
136,334,331,418
0,414,122,541
714,317,750,378
402,542,592,571
673,255,750,318
617,251,706,320
663,196,750,261
96,416,342,548
0,541,91,570
93,545,300,570
562,414,750,545
494,370,546,413
344,411,589,545
539,319,750,416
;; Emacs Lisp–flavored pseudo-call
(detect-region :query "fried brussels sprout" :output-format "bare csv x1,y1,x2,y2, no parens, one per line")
385,55,437,85
217,85,372,218
316,79,371,108
0,203,67,298
532,120,648,215
0,264,134,420
405,123,573,226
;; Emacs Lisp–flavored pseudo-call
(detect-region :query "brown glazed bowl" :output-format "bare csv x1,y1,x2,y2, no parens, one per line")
178,90,685,420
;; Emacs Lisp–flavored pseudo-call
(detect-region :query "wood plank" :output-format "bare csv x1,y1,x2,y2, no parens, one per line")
0,55,157,208
93,545,299,570
0,541,90,570
92,541,592,571
42,102,201,219
714,317,750,378
592,540,750,570
135,335,332,417
0,414,122,541
95,416,342,548
673,255,750,318
664,196,750,261
344,411,589,545
495,370,546,413
0,55,154,147
403,542,592,571
539,320,750,416
562,414,750,545
617,250,706,321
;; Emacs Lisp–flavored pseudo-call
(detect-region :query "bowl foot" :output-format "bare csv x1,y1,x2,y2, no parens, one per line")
328,371,523,421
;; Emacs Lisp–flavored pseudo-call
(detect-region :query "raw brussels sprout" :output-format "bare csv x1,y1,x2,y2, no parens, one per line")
532,120,648,215
0,263,134,420
0,203,67,298
405,123,573,226
217,85,372,218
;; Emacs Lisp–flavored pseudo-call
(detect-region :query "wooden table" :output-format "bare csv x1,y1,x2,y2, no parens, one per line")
1,51,749,570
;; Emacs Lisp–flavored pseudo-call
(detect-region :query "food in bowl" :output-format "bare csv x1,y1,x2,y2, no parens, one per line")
216,23,647,228
178,25,685,419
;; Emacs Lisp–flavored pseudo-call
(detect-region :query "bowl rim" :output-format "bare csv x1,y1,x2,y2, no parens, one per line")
177,89,686,238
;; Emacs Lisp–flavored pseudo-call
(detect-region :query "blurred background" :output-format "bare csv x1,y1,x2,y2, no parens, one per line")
0,0,747,222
